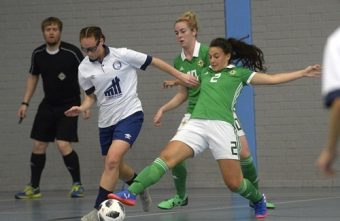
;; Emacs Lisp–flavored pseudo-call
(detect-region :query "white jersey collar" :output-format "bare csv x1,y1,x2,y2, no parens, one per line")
181,41,201,61
208,64,236,70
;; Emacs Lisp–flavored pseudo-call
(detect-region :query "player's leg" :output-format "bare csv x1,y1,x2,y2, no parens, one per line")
119,161,152,212
172,161,187,199
239,135,259,189
209,119,267,219
109,119,209,206
235,110,275,210
15,140,48,199
101,139,131,200
239,136,276,209
234,115,259,189
119,161,135,182
56,140,84,198
217,159,268,219
157,160,188,209
82,139,132,221
82,111,144,220
157,113,191,209
97,112,144,207
108,140,194,205
15,102,53,199
56,107,84,198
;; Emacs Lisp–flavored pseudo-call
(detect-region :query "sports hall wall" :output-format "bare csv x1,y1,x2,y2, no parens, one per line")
0,0,339,192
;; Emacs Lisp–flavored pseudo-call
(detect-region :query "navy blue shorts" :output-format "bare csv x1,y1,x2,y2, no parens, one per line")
99,111,144,156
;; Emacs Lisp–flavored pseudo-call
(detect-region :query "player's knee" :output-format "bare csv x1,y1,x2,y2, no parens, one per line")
32,140,48,153
56,140,73,155
224,178,242,192
104,157,120,171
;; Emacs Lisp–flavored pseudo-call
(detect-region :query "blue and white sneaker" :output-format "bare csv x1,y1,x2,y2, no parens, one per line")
108,189,137,206
249,194,275,209
253,194,268,219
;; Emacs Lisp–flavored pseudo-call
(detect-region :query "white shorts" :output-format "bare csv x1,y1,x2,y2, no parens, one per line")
178,113,245,136
177,113,191,131
171,119,240,160
233,112,245,137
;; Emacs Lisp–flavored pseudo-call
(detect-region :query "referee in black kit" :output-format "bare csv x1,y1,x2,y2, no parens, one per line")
16,17,89,199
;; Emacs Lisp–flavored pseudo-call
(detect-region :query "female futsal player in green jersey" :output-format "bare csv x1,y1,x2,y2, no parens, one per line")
154,11,275,210
109,37,320,219
153,11,209,210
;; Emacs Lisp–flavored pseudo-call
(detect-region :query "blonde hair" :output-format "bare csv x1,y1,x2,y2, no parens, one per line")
175,11,199,36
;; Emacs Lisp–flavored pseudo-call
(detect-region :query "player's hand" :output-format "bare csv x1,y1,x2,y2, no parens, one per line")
153,109,164,127
82,109,91,120
316,148,337,176
17,105,27,119
303,64,321,77
163,80,178,88
179,74,199,87
64,106,82,117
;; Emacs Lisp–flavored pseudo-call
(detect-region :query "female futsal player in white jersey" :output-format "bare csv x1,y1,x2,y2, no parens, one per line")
64,26,198,221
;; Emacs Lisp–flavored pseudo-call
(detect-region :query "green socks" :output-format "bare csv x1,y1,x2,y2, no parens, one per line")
234,179,262,203
172,160,187,198
128,158,168,195
241,155,259,189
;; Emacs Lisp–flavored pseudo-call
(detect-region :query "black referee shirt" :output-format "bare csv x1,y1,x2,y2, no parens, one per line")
29,41,84,105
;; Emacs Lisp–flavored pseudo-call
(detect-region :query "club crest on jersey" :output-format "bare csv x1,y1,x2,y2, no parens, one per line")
229,70,236,75
58,72,66,80
197,59,204,67
113,61,122,70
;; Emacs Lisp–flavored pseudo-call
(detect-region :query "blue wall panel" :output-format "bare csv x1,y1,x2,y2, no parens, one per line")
224,0,257,164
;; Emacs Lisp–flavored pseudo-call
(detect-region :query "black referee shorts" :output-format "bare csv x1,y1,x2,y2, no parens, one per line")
30,100,79,142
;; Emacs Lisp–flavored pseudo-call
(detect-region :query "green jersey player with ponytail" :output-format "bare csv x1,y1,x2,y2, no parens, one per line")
154,11,275,210
109,37,320,219
153,11,209,209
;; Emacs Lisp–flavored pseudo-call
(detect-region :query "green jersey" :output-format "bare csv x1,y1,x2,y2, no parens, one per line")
191,65,255,125
173,42,209,114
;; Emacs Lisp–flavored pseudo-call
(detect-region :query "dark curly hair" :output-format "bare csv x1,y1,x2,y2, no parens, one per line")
209,37,266,72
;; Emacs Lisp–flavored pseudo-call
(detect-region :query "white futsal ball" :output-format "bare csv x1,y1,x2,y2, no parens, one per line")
97,199,126,221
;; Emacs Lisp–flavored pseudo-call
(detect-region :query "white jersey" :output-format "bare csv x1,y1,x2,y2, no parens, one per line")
78,46,151,127
322,27,340,107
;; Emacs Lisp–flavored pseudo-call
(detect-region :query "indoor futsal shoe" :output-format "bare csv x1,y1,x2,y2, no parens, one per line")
139,189,152,212
249,194,275,209
108,189,137,206
157,194,188,210
15,184,42,199
69,182,85,198
253,194,268,219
